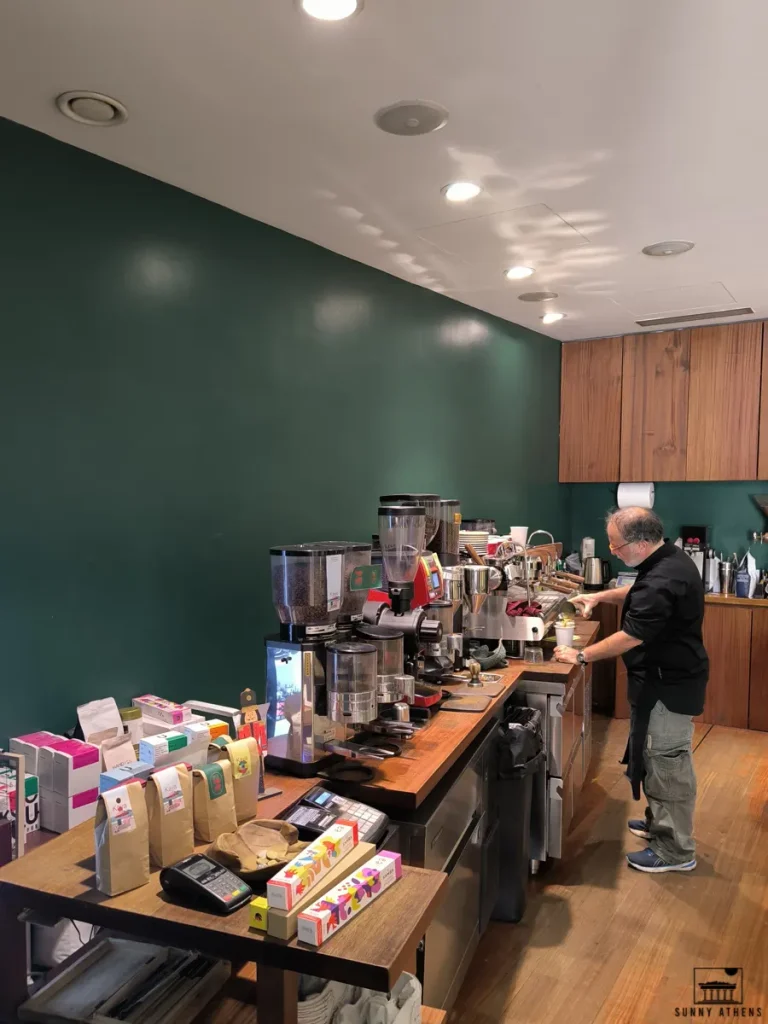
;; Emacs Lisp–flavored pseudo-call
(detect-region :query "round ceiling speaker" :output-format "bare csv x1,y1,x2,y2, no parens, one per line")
374,100,449,136
56,91,128,127
641,240,694,257
518,291,559,302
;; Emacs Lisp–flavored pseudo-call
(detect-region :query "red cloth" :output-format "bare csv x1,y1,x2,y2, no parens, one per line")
505,599,543,617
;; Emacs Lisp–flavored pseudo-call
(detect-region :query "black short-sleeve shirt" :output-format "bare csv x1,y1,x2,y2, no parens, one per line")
621,541,709,715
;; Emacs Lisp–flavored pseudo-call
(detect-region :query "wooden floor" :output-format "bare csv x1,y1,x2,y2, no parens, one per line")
452,716,768,1024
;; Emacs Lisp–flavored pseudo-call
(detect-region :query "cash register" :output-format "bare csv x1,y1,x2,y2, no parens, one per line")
280,785,390,846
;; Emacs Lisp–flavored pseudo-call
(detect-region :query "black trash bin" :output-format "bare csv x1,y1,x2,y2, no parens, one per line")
492,706,545,923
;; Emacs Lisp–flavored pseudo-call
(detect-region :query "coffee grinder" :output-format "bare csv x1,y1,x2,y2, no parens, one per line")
363,505,442,678
265,542,347,776
379,493,444,605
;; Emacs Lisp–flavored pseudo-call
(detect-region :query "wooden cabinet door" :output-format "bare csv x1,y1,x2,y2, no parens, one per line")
620,331,690,481
686,322,762,480
757,328,768,479
701,605,751,728
748,609,768,731
559,337,623,482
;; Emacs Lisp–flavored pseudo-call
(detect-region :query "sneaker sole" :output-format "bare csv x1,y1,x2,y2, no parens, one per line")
628,826,652,839
627,858,697,873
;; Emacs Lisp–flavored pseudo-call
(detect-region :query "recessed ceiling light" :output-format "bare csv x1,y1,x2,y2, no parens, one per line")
56,91,128,127
441,182,482,203
519,291,558,302
505,266,535,281
300,0,362,19
642,240,695,257
541,312,565,325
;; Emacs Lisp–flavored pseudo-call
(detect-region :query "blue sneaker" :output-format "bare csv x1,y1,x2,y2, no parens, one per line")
627,819,652,840
626,848,696,873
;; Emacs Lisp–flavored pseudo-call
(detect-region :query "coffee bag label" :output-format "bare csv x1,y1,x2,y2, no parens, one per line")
198,763,226,800
228,740,252,779
102,786,136,836
153,766,185,814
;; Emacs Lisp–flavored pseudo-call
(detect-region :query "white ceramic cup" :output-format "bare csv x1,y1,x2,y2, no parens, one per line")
555,624,575,648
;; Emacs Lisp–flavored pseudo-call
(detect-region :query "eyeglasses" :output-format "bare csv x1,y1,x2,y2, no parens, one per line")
609,540,632,554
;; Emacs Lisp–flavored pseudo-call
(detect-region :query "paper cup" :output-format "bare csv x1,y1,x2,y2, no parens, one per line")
555,625,575,648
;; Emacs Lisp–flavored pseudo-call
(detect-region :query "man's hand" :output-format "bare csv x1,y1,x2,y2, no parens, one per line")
571,593,600,619
554,645,580,664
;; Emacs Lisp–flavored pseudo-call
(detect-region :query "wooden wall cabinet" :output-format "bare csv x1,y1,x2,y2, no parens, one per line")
559,337,623,482
701,604,751,728
748,610,768,731
561,320,766,482
620,331,690,481
685,322,762,481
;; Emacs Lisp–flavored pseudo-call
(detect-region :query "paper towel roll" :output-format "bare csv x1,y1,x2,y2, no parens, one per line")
616,482,655,509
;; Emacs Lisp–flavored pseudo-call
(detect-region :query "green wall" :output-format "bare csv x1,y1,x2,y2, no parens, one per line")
0,117,567,745
570,482,768,572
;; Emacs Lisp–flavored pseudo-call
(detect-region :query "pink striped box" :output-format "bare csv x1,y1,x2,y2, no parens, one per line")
297,851,402,946
9,733,65,777
37,740,100,797
39,786,99,833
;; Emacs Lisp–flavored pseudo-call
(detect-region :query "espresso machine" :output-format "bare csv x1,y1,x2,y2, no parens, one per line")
363,505,443,679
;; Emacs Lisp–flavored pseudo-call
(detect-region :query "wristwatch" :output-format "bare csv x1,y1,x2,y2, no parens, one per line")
577,651,587,665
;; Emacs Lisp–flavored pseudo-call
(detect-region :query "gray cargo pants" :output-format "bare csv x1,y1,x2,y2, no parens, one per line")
642,699,697,864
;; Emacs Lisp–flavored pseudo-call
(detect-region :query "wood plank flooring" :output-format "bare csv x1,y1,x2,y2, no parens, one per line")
452,716,768,1024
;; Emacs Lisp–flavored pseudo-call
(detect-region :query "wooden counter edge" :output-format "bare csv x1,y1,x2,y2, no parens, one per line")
705,594,768,609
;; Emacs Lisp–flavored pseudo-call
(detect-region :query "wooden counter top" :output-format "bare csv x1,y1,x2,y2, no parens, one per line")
705,594,768,609
346,619,602,812
0,810,446,995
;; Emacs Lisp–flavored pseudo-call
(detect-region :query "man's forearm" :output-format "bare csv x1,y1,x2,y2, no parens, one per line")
591,584,632,607
582,629,641,663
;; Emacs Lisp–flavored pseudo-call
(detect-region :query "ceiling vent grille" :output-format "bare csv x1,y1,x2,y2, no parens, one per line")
635,306,754,328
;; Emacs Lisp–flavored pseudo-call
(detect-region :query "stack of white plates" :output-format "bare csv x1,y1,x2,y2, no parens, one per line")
459,530,489,556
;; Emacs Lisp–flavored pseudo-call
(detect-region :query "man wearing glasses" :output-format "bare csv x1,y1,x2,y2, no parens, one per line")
554,506,708,874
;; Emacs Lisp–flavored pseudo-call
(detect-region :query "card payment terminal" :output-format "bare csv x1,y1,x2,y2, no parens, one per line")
160,854,253,915
282,786,389,846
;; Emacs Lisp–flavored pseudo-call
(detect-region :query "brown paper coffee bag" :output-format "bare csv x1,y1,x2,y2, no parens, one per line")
224,737,260,823
192,760,237,842
146,764,194,868
94,782,150,896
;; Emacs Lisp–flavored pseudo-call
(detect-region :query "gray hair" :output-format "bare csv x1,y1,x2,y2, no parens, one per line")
606,506,664,545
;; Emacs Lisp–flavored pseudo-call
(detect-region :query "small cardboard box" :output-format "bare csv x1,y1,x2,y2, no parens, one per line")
99,761,154,793
267,819,359,912
9,733,65,777
40,786,99,833
297,851,402,947
139,731,188,766
206,719,229,740
132,694,192,727
249,896,269,932
37,740,100,797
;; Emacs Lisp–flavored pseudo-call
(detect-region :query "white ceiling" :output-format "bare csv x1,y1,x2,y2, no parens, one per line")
3,0,768,340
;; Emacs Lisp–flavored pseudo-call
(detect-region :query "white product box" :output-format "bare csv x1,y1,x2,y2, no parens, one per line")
141,713,204,737
37,740,101,797
138,731,207,770
132,695,192,727
40,786,99,833
9,733,65,777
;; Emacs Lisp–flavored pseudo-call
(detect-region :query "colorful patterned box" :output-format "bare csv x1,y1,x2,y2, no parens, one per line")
297,851,402,946
37,740,100,796
9,732,65,777
0,772,40,835
267,819,359,912
99,761,154,793
132,694,192,727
